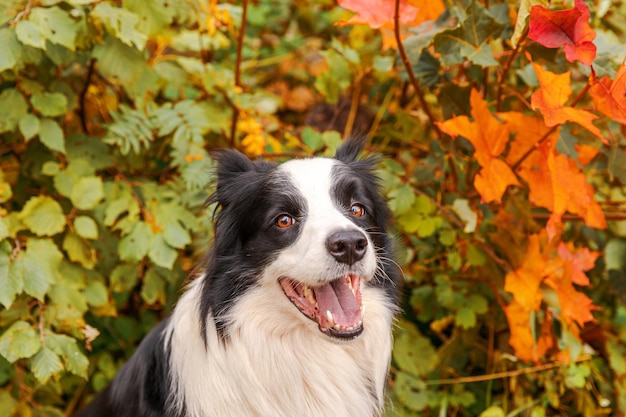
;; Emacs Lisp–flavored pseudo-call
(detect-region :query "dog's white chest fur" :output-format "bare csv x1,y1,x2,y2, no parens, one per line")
166,279,394,417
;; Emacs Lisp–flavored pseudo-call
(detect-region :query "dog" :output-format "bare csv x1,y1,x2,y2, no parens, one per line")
75,139,399,417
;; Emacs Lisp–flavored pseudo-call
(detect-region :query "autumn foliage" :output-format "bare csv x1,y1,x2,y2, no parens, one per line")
1,0,626,416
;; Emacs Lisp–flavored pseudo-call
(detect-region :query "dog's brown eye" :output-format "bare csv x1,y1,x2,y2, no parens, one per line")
276,214,295,228
350,203,365,217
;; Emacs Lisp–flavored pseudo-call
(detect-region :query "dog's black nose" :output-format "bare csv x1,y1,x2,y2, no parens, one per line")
326,230,368,265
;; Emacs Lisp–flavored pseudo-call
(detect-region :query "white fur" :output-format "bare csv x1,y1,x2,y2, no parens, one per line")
165,157,394,417
166,279,394,417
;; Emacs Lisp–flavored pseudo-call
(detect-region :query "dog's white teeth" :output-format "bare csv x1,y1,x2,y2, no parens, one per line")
304,286,315,305
326,310,335,327
361,304,366,316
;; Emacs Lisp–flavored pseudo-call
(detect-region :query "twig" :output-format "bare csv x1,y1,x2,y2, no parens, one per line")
78,59,96,134
425,354,592,385
393,0,442,140
532,212,626,221
38,300,45,346
344,76,363,139
230,0,249,146
496,28,528,112
9,0,34,26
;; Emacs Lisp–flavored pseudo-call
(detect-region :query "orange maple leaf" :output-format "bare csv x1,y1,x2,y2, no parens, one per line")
544,261,597,327
530,63,606,143
504,234,546,311
504,232,598,362
498,112,555,166
518,139,606,239
504,300,554,362
574,144,600,166
557,241,599,286
589,62,626,125
438,89,520,203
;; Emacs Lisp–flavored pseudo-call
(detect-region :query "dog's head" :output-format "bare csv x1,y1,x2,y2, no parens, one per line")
201,139,397,341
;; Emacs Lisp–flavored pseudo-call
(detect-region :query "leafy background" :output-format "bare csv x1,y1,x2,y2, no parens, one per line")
0,0,625,415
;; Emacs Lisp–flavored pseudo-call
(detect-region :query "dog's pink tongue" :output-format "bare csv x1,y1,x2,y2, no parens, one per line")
314,280,360,327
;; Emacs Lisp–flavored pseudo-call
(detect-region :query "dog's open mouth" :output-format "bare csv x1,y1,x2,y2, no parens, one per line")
279,274,363,339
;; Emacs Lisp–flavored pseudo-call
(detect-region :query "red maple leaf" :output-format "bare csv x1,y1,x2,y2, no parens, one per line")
337,0,445,29
337,0,418,29
528,0,596,65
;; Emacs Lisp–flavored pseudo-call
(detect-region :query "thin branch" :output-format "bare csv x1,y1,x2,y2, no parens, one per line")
230,0,249,146
532,212,626,221
496,28,528,112
425,354,592,385
344,76,363,139
393,0,442,140
511,71,595,170
510,125,558,171
9,0,34,27
78,59,96,134
38,300,45,346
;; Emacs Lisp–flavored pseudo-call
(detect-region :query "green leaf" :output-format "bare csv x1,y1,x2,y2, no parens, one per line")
388,184,416,215
46,333,88,378
0,28,22,73
62,232,95,269
22,238,63,300
39,118,66,154
141,267,166,304
118,221,153,262
70,176,104,210
15,19,46,49
29,6,78,50
448,251,463,271
91,3,147,49
0,251,22,309
163,223,191,249
605,238,626,271
19,113,40,141
31,92,68,117
93,37,159,99
110,263,139,293
66,134,113,170
0,321,41,363
148,233,178,269
123,0,176,36
511,0,547,47
82,280,108,307
31,346,64,384
17,195,66,236
0,88,28,134
105,103,155,155
393,320,438,377
480,406,506,417
433,0,505,67
455,306,477,329
74,215,99,240
53,159,96,197
394,371,429,412
0,391,16,417
50,282,88,313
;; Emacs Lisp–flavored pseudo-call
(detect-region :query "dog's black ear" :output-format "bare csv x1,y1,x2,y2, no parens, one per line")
335,136,367,163
208,149,275,207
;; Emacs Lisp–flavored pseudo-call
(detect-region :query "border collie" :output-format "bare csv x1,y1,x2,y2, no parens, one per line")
75,139,399,417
